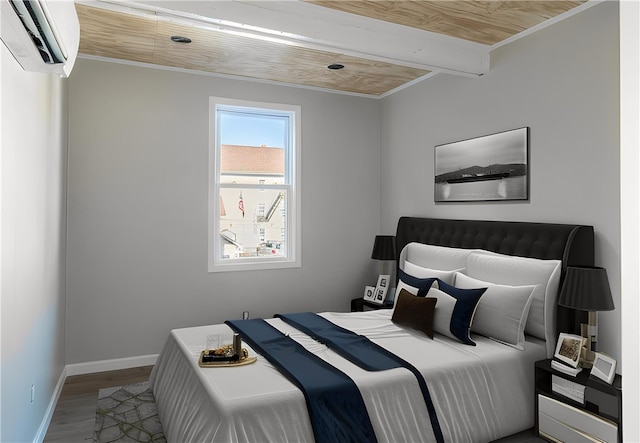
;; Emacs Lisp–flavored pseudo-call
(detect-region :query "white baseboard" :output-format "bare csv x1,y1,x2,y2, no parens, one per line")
34,367,67,443
65,354,159,376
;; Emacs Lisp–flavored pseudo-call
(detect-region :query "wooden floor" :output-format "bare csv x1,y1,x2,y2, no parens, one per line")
43,366,153,443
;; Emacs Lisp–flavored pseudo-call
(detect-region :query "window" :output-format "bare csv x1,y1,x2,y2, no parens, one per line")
208,97,301,272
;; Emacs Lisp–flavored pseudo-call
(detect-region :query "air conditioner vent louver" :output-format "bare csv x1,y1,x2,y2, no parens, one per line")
1,0,79,77
17,0,63,63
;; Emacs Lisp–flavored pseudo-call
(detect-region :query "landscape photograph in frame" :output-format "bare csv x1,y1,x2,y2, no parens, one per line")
434,127,529,202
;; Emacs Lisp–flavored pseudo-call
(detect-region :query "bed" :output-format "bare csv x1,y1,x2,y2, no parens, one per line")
149,217,594,443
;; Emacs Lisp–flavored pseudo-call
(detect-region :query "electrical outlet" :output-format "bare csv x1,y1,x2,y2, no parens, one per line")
30,385,35,404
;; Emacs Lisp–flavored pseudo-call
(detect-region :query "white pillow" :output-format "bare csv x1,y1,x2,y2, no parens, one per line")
455,272,535,350
399,243,474,271
466,251,561,355
393,268,437,308
428,282,485,346
403,261,462,286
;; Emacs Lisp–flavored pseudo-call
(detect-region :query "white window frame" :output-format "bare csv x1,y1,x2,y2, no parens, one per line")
208,97,301,272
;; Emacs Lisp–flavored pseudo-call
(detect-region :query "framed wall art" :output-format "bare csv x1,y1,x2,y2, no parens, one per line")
434,127,529,202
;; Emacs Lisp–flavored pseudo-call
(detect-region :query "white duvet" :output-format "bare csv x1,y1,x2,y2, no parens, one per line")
150,310,546,443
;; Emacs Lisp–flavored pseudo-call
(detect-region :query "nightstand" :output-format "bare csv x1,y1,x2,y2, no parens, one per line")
350,298,393,312
535,359,622,443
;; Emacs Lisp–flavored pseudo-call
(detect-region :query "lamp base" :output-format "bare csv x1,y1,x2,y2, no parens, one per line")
580,345,595,368
579,320,597,368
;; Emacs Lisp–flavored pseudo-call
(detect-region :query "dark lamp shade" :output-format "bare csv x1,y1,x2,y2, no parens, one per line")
558,266,615,311
371,235,396,260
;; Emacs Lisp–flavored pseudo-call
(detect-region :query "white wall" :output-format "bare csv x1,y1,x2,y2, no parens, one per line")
66,60,382,364
380,3,622,363
0,47,68,442
620,0,640,440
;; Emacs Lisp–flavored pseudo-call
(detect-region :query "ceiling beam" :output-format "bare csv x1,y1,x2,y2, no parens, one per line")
91,0,491,76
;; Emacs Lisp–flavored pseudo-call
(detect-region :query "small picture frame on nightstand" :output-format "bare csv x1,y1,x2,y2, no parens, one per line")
554,333,585,368
363,285,376,302
372,275,390,305
590,352,616,384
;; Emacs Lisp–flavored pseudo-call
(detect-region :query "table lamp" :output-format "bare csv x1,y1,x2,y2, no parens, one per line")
558,266,614,365
371,235,397,303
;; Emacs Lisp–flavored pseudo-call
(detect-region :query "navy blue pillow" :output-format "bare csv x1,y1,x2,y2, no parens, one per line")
431,279,486,345
397,268,437,297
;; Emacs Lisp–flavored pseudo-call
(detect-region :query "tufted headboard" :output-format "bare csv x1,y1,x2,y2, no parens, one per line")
395,217,594,338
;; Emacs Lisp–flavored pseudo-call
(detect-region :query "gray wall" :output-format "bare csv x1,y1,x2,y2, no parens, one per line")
66,61,382,363
67,2,621,366
1,47,68,442
380,2,621,363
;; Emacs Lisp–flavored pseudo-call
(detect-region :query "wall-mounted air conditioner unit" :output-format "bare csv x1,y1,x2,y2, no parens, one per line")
1,0,79,77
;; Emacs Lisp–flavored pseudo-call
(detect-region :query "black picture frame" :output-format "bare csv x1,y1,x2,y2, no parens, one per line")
434,127,529,202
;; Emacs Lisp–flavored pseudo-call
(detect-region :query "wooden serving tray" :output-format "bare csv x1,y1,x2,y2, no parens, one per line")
198,349,257,368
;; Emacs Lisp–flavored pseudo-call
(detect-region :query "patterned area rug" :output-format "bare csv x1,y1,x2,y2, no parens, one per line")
94,381,166,442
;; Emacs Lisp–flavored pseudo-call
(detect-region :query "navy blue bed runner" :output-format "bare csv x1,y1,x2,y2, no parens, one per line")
228,313,444,443
277,312,444,443
225,318,377,443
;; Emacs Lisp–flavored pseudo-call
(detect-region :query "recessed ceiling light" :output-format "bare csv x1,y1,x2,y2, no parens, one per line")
327,63,345,70
170,36,192,43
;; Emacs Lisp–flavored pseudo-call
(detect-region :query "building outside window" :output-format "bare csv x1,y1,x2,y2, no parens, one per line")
208,97,301,272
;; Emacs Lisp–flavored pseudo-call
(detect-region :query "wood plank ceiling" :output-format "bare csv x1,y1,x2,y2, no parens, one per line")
75,1,586,97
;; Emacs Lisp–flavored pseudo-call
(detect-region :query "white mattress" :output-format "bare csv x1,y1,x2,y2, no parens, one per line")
150,310,547,443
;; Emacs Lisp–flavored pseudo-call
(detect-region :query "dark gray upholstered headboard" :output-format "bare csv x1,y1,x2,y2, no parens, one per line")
395,217,594,337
